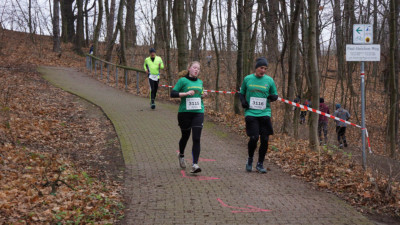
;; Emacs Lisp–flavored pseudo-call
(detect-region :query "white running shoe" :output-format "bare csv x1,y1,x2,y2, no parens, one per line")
191,164,201,173
178,154,186,168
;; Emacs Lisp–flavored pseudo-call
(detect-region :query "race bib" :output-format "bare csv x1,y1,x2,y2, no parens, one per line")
186,97,201,110
149,74,159,81
249,97,266,110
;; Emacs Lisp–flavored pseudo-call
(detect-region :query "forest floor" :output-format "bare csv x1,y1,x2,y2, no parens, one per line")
0,29,399,224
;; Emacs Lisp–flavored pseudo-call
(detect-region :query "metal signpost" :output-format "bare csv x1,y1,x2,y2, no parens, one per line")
346,24,380,169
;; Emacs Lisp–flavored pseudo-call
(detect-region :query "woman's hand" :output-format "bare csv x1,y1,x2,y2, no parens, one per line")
201,92,208,98
186,90,195,96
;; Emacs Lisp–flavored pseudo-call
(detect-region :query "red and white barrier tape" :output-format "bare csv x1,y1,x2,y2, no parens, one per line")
159,84,372,153
159,84,238,94
278,97,372,153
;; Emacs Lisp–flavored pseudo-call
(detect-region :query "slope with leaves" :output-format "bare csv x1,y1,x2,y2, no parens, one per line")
0,30,124,224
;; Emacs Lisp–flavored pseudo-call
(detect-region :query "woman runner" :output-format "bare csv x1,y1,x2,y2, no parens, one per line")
170,61,208,173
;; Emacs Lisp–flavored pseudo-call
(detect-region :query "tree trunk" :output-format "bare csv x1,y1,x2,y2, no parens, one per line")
84,0,89,46
190,0,209,61
61,0,75,42
104,0,116,62
283,0,302,135
125,0,137,49
104,0,116,61
93,0,103,55
74,0,84,55
262,0,279,63
307,0,320,151
28,0,34,42
209,0,220,111
173,0,188,71
53,0,61,52
388,0,398,157
116,0,126,66
234,0,253,114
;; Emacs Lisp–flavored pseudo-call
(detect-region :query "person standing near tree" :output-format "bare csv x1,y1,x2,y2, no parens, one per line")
239,57,278,173
170,61,208,173
318,97,330,145
144,48,164,109
333,104,350,148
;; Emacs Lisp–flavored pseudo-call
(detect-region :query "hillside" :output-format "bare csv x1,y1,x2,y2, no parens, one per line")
0,29,399,223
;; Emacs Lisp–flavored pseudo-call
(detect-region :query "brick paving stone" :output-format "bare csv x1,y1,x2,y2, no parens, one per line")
40,66,374,225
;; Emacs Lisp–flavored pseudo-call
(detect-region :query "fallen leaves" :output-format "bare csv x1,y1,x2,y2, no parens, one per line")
0,30,123,224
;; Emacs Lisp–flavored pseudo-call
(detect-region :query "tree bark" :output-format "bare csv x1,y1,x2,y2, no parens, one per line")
74,0,84,55
61,0,75,42
173,0,188,71
125,0,137,49
283,0,302,135
93,0,103,55
261,0,279,63
104,0,116,62
209,0,220,111
388,0,398,157
234,0,253,114
53,0,61,52
116,0,126,66
190,0,209,61
307,0,320,151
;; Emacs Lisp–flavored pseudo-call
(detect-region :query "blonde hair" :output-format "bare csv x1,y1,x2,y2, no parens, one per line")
178,61,201,77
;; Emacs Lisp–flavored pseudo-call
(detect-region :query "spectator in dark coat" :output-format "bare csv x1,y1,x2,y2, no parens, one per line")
318,97,330,145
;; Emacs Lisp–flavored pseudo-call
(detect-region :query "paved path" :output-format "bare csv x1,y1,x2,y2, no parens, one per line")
39,66,373,225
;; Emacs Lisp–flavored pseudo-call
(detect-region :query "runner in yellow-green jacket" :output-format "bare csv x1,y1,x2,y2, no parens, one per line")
144,48,164,109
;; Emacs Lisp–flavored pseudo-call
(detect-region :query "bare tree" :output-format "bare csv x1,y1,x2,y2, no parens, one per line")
93,0,103,55
283,0,302,135
125,0,137,49
234,0,253,114
74,0,84,55
61,0,75,42
307,0,320,151
104,0,117,62
53,0,61,53
116,0,126,65
173,0,188,71
387,0,398,157
208,0,220,111
260,0,279,63
190,0,209,61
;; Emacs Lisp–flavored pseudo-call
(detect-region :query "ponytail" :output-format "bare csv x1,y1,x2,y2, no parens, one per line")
178,70,188,77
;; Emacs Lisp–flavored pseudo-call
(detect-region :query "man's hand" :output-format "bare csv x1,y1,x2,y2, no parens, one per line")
267,95,278,102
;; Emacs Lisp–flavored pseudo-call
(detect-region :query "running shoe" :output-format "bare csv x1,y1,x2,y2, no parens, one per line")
246,157,253,172
151,103,155,109
191,164,201,173
178,154,186,169
256,162,267,173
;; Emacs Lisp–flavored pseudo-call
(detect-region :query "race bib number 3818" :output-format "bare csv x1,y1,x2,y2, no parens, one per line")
186,97,201,110
249,97,266,110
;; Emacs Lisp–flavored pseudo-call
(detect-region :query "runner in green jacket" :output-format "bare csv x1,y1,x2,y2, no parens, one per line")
239,57,278,173
144,48,164,109
170,61,208,173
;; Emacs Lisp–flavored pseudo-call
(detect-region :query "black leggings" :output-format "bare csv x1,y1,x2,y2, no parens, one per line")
178,113,204,164
245,116,273,163
148,78,159,102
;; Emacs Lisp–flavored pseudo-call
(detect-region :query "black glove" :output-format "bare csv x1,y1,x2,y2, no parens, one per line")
239,93,249,109
242,101,249,109
267,95,278,102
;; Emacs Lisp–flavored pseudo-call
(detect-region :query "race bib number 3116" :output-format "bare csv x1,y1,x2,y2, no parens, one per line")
186,97,201,110
249,97,266,110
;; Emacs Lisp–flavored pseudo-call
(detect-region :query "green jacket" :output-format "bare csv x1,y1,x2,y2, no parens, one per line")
240,74,278,117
